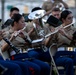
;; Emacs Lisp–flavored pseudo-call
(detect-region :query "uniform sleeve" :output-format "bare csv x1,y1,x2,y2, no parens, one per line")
25,22,34,33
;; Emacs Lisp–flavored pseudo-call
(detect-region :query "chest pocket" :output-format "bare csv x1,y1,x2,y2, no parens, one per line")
12,36,25,47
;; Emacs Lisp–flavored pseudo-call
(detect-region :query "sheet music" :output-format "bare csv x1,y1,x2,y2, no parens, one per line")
31,30,58,44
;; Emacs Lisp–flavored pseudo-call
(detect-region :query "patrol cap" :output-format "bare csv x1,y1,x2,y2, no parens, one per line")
47,15,62,27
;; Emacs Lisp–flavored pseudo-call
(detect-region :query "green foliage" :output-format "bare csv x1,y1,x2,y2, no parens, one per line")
7,5,13,11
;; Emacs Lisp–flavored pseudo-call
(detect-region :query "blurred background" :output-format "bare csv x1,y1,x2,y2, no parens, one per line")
0,0,76,23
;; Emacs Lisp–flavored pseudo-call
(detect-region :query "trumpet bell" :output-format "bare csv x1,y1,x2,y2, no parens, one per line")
28,10,46,20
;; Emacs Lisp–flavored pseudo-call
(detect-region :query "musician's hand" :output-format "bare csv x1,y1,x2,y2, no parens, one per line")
28,28,34,36
18,30,26,39
58,28,67,36
10,31,18,41
51,27,55,32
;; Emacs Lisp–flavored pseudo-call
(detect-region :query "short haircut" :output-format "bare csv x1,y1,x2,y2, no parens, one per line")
52,8,60,12
11,13,22,26
10,7,19,12
31,7,42,12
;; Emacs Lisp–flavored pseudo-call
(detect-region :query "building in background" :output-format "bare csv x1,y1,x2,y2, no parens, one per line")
0,0,76,23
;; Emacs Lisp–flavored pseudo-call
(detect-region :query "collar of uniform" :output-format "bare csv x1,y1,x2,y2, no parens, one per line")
9,28,14,34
